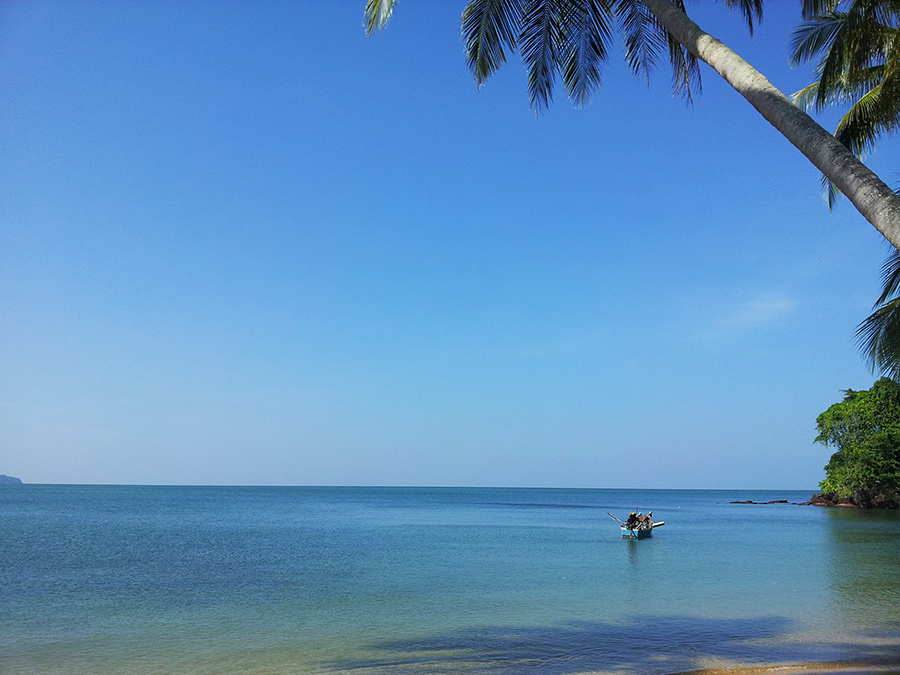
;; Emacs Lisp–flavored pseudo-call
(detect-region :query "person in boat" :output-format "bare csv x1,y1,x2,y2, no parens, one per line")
625,512,639,528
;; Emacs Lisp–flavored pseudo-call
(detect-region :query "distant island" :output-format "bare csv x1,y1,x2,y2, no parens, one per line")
0,474,23,485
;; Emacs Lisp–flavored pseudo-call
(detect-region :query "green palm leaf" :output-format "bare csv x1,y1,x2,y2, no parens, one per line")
364,0,397,35
791,13,845,68
793,81,823,110
666,10,701,100
803,1,843,20
857,233,900,379
520,0,567,109
462,0,524,86
857,295,900,379
615,0,666,82
559,0,613,107
876,246,900,304
719,0,764,35
837,81,889,156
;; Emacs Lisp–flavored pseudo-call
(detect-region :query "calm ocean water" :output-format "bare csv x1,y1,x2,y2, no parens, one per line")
2,486,899,675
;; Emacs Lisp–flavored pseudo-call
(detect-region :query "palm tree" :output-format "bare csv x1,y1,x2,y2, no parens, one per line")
791,0,900,206
364,0,900,248
789,2,900,377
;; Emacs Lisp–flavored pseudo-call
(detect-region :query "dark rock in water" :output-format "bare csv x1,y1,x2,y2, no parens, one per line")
0,474,23,485
729,499,792,505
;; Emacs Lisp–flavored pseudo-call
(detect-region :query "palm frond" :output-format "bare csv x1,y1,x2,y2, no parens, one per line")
667,34,701,100
822,172,843,208
614,0,667,82
816,10,881,108
666,0,701,100
717,0,764,35
364,0,396,35
520,0,566,110
462,0,524,87
856,241,900,379
792,81,822,110
842,4,893,73
835,81,889,156
802,0,843,21
877,247,900,305
886,22,900,80
791,13,845,66
857,295,900,379
559,0,614,107
880,24,900,118
613,0,702,99
795,63,881,107
840,64,892,102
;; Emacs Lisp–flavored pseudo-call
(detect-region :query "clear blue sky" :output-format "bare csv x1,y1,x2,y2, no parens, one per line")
1,1,896,488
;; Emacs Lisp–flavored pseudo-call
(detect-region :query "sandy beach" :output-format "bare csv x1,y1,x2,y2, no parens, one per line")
678,661,900,675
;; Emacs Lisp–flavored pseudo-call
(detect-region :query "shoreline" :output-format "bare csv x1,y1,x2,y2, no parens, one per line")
674,660,900,675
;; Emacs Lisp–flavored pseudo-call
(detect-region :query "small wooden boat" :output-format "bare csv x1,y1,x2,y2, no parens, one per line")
608,512,665,539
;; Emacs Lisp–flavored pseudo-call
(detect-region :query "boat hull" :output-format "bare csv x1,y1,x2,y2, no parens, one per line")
621,526,652,539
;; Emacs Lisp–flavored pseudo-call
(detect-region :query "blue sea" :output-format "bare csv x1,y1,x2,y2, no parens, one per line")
2,486,899,675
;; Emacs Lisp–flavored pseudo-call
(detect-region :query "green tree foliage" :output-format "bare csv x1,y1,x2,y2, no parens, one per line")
815,377,900,507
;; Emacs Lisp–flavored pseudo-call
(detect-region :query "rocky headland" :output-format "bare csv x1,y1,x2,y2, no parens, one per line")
806,492,899,509
729,493,899,508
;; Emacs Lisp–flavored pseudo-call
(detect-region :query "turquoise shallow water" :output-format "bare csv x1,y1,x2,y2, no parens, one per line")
2,485,899,674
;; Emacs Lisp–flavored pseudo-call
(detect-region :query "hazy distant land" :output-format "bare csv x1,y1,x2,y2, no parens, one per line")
0,474,23,485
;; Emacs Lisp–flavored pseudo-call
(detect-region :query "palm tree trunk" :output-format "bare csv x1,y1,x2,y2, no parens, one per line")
642,0,900,249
